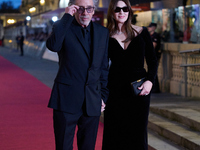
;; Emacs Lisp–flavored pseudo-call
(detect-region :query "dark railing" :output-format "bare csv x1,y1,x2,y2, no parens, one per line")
179,49,200,54
180,49,200,97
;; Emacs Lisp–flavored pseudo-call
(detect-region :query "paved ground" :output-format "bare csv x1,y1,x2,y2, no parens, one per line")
150,91,200,112
0,46,58,88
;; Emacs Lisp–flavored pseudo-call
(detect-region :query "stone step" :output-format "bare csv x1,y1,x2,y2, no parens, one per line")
148,112,200,150
148,130,187,150
150,107,200,132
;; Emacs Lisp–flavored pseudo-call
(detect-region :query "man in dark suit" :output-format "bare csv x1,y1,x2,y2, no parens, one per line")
46,0,109,149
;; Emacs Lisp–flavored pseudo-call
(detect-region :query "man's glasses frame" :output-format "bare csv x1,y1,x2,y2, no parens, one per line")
114,6,129,13
77,6,95,14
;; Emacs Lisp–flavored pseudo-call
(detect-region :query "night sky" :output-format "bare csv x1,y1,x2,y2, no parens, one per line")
0,0,22,8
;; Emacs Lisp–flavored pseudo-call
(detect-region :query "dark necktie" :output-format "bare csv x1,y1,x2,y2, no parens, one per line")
82,28,91,56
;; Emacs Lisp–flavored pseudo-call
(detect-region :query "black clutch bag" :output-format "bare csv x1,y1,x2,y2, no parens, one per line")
130,78,146,96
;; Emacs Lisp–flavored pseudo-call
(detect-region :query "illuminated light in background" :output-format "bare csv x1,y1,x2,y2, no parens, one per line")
40,0,45,5
29,7,36,13
192,17,195,23
52,16,58,22
7,19,15,24
99,0,103,7
59,0,69,8
26,16,31,21
9,40,12,43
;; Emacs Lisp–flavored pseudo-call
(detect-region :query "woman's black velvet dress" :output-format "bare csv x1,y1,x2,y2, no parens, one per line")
102,27,158,150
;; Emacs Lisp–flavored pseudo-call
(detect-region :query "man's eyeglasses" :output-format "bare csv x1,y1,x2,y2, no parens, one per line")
114,6,129,13
77,6,95,14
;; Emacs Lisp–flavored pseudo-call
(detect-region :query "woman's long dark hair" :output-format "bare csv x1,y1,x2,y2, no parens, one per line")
107,0,137,42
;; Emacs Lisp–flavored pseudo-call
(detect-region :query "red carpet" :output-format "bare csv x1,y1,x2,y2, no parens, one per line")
0,56,103,150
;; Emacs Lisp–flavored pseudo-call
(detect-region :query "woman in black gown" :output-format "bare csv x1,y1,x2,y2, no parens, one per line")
102,0,158,149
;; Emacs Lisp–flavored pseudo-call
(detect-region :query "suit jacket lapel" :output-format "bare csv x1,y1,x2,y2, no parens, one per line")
91,22,99,66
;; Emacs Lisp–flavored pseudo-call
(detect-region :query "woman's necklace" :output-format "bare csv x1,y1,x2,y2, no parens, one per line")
116,30,125,35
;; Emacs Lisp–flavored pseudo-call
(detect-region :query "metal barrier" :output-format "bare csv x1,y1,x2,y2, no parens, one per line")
180,49,200,97
179,49,200,54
